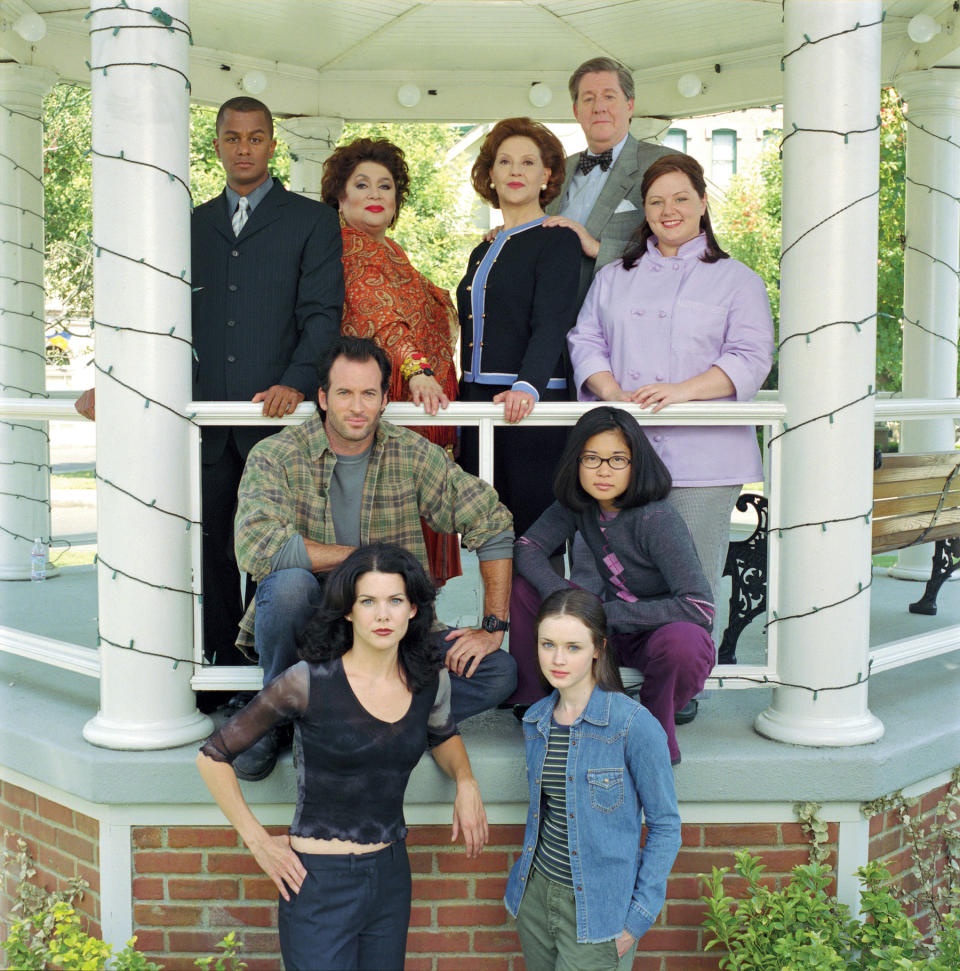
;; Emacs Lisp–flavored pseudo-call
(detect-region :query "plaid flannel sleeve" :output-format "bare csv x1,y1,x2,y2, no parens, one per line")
414,439,513,550
234,445,306,582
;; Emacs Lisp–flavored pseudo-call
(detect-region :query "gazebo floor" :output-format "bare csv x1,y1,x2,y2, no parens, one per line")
1,552,958,809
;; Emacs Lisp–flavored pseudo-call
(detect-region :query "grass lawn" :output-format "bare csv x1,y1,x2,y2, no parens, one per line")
51,469,95,490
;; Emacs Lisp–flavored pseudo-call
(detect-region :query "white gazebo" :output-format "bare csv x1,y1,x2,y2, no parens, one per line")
1,2,959,967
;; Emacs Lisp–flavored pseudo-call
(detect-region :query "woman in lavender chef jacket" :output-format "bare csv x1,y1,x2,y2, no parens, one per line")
566,153,773,616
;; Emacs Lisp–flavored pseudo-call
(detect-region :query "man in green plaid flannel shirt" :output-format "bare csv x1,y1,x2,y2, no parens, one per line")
229,337,517,779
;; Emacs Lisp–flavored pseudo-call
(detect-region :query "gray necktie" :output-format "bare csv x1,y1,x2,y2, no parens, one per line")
232,196,249,236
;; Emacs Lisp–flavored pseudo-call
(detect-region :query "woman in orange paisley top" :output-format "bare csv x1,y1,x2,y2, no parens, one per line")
321,137,461,585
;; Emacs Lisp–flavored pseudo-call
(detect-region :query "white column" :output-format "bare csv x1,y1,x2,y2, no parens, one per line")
82,0,210,749
0,65,57,579
756,0,884,746
279,116,343,200
889,71,960,579
630,117,670,144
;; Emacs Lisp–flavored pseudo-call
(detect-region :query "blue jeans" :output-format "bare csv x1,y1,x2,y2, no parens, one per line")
278,843,410,971
254,568,517,722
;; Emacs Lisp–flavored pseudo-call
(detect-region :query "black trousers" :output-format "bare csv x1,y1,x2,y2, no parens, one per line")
200,434,249,667
278,843,411,971
458,382,569,538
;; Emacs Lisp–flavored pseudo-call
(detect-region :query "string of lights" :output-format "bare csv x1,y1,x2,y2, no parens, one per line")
766,387,876,447
85,59,191,92
902,314,959,349
905,174,960,204
90,237,190,283
904,115,960,149
780,188,879,262
91,315,194,348
905,244,960,280
780,13,884,67
0,340,47,361
766,577,873,630
74,4,203,679
770,507,873,537
89,147,193,201
97,473,200,529
92,361,198,424
777,312,883,350
0,149,45,186
779,116,880,149
95,553,201,599
85,0,191,34
0,274,44,291
0,82,52,562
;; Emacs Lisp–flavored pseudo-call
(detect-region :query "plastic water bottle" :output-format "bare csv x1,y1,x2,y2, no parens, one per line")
30,538,46,581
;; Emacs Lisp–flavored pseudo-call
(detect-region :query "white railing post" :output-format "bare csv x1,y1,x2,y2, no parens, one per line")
756,0,884,746
0,64,57,579
889,70,960,579
82,0,210,749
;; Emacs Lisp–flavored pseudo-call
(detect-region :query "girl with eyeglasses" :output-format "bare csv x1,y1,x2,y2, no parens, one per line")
505,588,681,969
505,406,715,764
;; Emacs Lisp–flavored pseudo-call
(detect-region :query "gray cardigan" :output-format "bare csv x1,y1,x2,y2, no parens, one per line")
514,499,714,634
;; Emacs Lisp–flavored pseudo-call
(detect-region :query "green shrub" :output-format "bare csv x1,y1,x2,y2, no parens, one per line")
2,834,245,971
701,850,960,969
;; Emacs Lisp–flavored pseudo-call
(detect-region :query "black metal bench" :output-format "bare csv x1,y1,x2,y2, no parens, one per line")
718,452,960,662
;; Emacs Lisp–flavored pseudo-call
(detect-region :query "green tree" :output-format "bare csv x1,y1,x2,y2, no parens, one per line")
716,88,908,391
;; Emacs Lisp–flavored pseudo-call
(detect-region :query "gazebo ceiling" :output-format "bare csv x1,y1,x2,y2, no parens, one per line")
1,0,959,120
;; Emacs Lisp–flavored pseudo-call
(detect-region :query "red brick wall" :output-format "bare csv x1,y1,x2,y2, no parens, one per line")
5,775,953,971
132,824,283,971
0,781,101,939
867,780,958,939
126,819,831,971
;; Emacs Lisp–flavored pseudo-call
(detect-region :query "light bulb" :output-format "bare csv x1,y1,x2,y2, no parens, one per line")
241,71,267,95
677,73,703,98
907,14,940,44
397,84,421,108
528,84,552,108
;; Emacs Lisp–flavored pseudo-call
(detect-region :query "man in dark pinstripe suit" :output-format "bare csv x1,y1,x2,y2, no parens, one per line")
191,97,344,681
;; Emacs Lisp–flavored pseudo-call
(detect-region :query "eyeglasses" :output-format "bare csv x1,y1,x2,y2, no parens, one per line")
578,453,631,470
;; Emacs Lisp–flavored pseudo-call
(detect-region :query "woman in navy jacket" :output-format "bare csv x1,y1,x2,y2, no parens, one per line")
457,117,582,536
505,588,681,969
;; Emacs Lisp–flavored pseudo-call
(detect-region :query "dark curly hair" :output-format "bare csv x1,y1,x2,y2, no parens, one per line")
471,117,566,210
320,137,411,223
621,153,729,270
296,544,441,693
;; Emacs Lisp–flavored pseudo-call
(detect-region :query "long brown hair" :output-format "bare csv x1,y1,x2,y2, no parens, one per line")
621,153,729,270
534,589,625,695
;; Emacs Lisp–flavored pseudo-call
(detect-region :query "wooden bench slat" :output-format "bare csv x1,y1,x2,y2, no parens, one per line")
873,522,960,553
872,506,960,543
874,461,960,484
876,451,960,469
873,476,960,500
873,493,960,520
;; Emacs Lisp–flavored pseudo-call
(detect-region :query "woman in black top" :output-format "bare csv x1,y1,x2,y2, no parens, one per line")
457,117,581,536
197,544,488,971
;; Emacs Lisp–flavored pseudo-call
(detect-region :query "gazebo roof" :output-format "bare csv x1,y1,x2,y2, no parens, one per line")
2,0,960,119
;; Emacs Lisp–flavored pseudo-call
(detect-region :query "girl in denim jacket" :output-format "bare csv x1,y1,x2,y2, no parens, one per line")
505,588,682,970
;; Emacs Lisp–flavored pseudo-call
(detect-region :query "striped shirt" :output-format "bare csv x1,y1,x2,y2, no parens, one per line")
532,721,573,886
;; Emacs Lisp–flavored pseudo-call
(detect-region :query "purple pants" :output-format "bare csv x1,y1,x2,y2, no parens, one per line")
507,576,715,761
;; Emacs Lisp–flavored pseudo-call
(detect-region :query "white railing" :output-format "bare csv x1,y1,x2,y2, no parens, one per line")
3,394,959,692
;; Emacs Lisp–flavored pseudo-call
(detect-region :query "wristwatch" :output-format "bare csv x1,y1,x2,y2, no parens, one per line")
481,614,510,633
